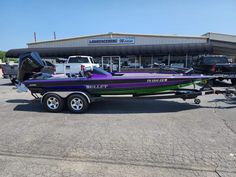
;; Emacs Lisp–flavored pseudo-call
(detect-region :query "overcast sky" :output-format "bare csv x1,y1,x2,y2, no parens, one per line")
1,0,236,51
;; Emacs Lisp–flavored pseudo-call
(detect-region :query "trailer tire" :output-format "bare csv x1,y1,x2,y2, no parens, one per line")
67,94,89,113
231,79,236,85
42,93,64,113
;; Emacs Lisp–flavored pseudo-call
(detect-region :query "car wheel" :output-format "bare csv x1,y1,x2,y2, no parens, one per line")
67,94,89,113
42,93,64,112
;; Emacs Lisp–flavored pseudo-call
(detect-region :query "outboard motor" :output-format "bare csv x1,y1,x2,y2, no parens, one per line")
16,52,48,93
18,52,45,82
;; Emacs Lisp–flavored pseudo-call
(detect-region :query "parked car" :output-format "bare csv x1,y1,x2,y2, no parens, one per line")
192,55,236,85
1,63,18,83
55,56,99,74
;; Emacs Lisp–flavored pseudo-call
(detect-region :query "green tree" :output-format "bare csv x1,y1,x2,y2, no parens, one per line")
0,51,18,63
0,51,6,59
0,51,6,63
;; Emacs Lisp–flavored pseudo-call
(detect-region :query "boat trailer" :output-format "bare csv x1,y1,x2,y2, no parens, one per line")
101,86,236,105
31,84,236,113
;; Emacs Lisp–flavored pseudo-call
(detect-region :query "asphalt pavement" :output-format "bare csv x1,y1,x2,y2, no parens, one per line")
0,78,236,177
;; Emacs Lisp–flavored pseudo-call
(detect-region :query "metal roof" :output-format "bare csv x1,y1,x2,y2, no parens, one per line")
6,33,236,58
27,32,207,45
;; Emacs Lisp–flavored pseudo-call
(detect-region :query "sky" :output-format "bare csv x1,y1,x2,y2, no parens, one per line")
0,0,236,51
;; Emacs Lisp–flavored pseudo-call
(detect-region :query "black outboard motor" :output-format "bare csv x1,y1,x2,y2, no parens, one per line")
18,52,45,82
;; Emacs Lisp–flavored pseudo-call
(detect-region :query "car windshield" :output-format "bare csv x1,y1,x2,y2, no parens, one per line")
92,66,111,75
68,57,89,63
203,57,228,64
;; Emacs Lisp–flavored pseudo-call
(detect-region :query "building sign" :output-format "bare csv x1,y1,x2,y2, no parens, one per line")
88,38,135,45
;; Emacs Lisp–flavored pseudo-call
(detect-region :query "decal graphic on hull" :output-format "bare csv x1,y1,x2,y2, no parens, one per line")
147,79,168,83
86,85,108,89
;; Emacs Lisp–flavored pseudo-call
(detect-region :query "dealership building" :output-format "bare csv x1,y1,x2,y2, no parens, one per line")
6,32,236,72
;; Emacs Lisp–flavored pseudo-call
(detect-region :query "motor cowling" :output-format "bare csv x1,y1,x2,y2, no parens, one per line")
18,52,45,82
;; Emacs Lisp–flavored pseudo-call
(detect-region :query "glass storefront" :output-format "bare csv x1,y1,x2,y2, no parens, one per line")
97,54,196,71
169,56,186,68
120,56,140,68
153,56,166,66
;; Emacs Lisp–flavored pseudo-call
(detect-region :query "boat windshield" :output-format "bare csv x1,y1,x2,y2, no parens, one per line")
92,66,111,75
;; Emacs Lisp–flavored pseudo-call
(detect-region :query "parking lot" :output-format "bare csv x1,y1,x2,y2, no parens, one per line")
0,78,236,177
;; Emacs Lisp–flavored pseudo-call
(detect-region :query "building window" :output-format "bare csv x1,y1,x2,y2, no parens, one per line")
121,56,140,68
141,56,152,68
169,56,186,68
153,56,166,66
93,57,101,65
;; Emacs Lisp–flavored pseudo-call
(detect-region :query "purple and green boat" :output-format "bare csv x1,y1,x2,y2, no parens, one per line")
16,52,214,113
23,69,208,96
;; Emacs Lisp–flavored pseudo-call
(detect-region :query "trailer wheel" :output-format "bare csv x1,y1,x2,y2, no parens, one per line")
42,93,64,112
194,98,201,104
67,94,89,113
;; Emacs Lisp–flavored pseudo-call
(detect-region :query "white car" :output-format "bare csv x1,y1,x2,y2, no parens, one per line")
55,56,99,75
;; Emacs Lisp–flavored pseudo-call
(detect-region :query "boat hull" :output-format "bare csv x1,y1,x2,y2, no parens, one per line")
23,76,200,96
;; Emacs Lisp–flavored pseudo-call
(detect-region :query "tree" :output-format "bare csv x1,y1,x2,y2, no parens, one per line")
0,51,18,63
0,51,6,59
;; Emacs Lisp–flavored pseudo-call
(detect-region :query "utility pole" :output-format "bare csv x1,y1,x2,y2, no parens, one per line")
54,32,56,40
34,32,37,43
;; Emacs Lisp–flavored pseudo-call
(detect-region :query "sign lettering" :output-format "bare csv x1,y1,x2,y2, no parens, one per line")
88,38,135,45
